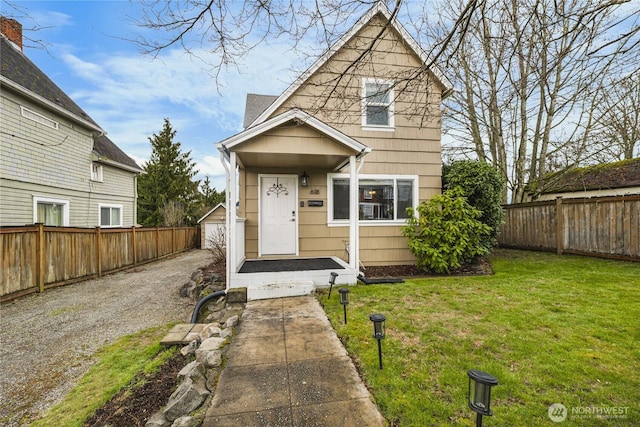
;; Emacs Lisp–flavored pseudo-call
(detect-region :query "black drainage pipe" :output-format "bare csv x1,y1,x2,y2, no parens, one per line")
190,290,227,323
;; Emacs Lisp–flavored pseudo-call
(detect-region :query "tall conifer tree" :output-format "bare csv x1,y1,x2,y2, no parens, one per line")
137,119,200,226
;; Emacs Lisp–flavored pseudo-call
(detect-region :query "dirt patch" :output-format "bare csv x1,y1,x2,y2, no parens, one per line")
84,352,188,427
361,257,493,279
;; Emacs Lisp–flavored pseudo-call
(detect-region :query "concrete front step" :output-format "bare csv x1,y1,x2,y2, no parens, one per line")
248,280,315,301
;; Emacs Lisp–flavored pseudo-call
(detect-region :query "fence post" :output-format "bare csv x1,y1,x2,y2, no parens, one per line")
36,223,44,293
132,226,137,266
95,226,102,277
556,197,564,255
156,227,160,259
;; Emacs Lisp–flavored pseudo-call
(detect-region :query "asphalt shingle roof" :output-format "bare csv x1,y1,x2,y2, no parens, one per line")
1,36,141,172
541,158,640,194
243,94,278,129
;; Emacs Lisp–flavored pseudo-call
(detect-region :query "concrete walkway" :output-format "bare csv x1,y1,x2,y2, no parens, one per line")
203,296,387,426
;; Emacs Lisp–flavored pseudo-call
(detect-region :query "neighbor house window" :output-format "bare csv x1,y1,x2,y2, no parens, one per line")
21,106,59,129
329,175,416,224
362,78,394,129
33,196,69,226
90,163,103,182
99,204,123,227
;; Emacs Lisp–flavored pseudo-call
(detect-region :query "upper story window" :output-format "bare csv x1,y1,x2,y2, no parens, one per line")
21,106,59,130
362,78,394,130
91,163,103,182
99,204,123,227
328,174,417,225
33,196,69,226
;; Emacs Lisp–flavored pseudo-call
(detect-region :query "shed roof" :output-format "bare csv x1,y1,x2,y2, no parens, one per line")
539,158,640,194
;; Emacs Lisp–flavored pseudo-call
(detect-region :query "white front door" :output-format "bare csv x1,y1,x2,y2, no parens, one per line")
260,175,297,256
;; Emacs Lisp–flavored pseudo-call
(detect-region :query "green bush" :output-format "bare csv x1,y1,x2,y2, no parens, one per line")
402,187,491,274
443,160,505,250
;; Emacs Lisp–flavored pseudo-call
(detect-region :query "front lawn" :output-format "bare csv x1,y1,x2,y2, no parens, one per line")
321,249,640,426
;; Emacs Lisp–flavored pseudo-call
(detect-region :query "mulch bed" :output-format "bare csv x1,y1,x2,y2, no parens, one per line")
84,352,187,427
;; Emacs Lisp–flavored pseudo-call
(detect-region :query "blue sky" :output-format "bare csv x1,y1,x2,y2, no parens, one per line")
7,1,308,191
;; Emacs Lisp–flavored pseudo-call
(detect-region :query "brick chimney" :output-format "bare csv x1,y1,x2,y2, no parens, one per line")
1,17,23,51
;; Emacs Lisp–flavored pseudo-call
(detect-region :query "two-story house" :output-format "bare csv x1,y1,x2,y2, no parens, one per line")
217,3,452,299
0,17,143,228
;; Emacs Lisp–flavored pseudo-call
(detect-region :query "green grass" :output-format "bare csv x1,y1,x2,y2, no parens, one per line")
29,325,178,427
321,250,640,426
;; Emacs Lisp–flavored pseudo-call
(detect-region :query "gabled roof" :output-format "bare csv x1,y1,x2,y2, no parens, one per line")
539,158,640,194
93,134,143,172
248,1,453,128
1,35,141,173
1,36,101,131
243,94,278,128
219,108,370,155
197,203,226,224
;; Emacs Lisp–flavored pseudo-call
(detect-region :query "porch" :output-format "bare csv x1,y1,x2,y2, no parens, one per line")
230,256,357,301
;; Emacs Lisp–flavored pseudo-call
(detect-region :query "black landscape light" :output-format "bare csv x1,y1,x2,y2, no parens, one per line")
338,287,349,324
467,369,499,427
328,272,338,298
369,313,386,369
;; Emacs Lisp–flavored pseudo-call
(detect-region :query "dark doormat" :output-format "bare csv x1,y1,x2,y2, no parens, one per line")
239,258,345,273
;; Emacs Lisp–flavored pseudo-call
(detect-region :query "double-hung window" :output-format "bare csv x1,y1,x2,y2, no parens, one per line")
99,204,123,227
362,78,394,130
329,175,417,224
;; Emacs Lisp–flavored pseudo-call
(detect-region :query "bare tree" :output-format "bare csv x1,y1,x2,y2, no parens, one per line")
590,74,640,161
436,0,639,202
162,200,186,226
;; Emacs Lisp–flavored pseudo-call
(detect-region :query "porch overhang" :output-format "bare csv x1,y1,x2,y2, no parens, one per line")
216,109,370,298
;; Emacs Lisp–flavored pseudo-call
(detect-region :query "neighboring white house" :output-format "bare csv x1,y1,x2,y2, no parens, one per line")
527,158,640,201
0,18,143,228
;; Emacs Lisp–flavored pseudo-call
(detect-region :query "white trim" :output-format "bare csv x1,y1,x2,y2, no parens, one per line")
20,105,59,129
218,108,368,154
327,173,419,226
361,78,395,130
197,203,226,224
1,76,104,133
98,203,123,228
90,163,104,182
248,1,453,128
33,195,70,226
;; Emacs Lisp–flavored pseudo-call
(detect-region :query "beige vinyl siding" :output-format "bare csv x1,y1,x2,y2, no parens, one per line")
265,14,444,266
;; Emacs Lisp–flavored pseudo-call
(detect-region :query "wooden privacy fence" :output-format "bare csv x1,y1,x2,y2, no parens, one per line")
1,225,199,302
498,195,640,261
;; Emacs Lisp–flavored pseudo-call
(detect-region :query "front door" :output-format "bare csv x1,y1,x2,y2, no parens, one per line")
260,175,297,256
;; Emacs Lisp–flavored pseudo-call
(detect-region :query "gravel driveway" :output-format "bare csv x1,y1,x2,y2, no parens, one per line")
0,249,211,427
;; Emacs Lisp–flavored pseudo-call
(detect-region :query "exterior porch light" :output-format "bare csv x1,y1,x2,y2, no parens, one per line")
369,313,386,369
300,171,310,187
338,287,349,324
467,369,499,427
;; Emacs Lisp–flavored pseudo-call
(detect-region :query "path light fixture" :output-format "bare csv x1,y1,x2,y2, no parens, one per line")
467,369,499,427
328,272,338,298
338,287,349,324
300,171,310,187
369,313,386,369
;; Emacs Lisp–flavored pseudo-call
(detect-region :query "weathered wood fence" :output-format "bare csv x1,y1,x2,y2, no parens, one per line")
498,195,640,261
1,225,199,302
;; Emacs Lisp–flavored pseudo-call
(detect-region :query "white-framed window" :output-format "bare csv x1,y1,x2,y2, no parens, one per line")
99,204,123,227
328,174,417,225
362,78,394,130
33,196,69,226
91,163,103,182
21,106,59,129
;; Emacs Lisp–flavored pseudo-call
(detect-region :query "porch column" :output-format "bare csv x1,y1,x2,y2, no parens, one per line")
349,155,359,270
227,152,237,287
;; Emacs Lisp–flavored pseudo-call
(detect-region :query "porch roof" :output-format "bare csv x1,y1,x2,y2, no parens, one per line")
217,108,371,170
